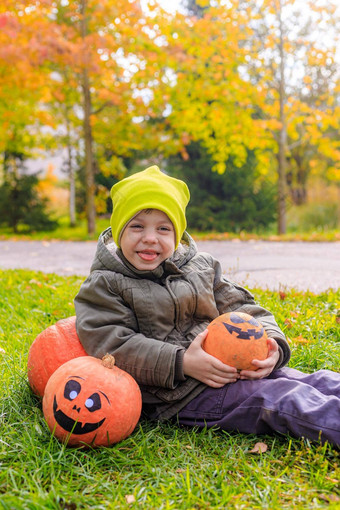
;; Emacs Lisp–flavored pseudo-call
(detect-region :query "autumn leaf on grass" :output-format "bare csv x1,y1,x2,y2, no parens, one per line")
249,442,268,454
284,318,294,329
336,310,340,324
325,476,339,484
318,493,340,503
29,279,42,287
292,335,309,344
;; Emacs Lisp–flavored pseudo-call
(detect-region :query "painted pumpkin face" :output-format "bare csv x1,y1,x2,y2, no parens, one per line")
203,312,268,370
53,376,108,436
43,356,142,447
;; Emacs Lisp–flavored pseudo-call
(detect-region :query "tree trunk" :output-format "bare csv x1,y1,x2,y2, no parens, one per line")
0,152,5,185
277,0,287,235
80,0,96,235
287,153,308,206
65,112,76,227
67,142,76,227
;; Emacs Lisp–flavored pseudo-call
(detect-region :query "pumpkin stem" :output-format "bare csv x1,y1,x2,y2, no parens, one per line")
102,353,116,369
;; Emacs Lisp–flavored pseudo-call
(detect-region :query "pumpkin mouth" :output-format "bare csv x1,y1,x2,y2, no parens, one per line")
53,396,106,435
222,322,264,340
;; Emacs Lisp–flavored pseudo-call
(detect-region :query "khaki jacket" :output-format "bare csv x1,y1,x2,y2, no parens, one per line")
74,228,290,421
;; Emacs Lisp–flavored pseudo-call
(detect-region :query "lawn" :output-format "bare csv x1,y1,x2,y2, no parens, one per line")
0,269,339,509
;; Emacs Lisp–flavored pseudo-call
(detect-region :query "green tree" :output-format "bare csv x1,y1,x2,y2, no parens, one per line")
168,143,277,232
0,153,58,233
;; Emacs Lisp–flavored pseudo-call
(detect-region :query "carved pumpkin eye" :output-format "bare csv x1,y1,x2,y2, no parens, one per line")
85,393,101,412
64,380,81,401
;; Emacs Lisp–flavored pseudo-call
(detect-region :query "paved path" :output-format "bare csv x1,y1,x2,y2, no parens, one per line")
0,239,339,292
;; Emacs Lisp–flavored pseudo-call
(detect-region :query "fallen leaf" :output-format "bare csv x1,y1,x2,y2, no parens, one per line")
292,335,309,344
249,442,268,454
318,493,340,503
325,476,339,484
284,318,293,329
29,279,42,287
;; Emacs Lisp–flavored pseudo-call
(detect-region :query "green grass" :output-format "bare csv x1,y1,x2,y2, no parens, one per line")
0,217,111,242
1,269,339,509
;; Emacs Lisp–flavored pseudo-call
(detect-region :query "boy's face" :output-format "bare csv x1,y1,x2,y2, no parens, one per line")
120,209,176,271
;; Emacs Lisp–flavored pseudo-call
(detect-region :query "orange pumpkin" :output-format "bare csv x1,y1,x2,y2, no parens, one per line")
42,354,142,447
203,312,268,370
27,316,88,397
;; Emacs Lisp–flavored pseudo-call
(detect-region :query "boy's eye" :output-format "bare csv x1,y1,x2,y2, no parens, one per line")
159,226,171,232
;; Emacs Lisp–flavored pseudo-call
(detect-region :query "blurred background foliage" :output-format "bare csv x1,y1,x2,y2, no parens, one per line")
0,0,339,236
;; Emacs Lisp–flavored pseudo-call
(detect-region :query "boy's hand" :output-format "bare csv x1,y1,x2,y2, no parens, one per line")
183,329,240,387
239,337,279,380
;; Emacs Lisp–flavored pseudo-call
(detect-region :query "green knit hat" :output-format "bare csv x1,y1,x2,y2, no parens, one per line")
110,165,190,249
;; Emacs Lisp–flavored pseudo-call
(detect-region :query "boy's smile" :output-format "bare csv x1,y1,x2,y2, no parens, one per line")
137,250,159,262
120,209,176,271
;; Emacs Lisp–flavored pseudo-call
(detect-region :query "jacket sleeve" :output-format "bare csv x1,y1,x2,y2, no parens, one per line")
211,257,291,369
74,271,184,389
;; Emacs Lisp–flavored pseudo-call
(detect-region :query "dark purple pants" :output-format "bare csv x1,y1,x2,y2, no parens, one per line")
177,368,340,447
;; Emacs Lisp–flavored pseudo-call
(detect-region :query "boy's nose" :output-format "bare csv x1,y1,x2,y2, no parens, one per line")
142,230,158,243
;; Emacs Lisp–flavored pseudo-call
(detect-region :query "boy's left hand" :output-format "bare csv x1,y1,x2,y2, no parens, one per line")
239,337,279,380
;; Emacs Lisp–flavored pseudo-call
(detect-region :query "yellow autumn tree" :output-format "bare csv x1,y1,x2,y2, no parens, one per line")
1,0,174,233
0,2,56,177
156,0,339,233
159,0,261,175
237,0,340,232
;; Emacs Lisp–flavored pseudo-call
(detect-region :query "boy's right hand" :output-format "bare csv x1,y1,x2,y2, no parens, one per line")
183,329,240,387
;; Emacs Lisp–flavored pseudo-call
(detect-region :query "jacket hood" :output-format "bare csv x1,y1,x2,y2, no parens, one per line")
90,227,198,280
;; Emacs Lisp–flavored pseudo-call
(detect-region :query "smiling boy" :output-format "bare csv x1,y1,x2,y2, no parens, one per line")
120,209,176,271
74,165,340,446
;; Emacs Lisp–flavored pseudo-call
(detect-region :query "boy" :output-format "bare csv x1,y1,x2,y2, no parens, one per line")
75,165,339,446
